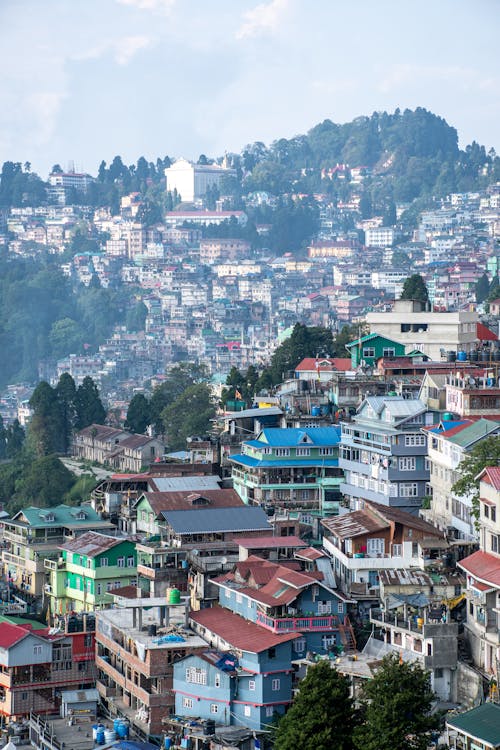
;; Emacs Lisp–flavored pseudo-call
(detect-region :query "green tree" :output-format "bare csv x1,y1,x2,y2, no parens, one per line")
476,273,491,304
265,324,335,386
29,381,64,456
354,654,438,750
333,323,368,357
125,393,151,434
274,661,354,750
400,274,429,304
0,415,7,460
13,455,75,509
74,376,106,430
161,382,215,450
452,435,500,524
126,301,148,332
5,419,25,459
56,373,77,454
149,363,209,435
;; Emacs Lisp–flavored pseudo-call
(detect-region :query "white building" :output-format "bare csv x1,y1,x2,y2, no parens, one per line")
366,299,479,360
164,158,236,203
364,226,396,248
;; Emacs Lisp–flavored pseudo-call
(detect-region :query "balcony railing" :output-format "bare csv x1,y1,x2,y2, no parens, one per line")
256,611,343,633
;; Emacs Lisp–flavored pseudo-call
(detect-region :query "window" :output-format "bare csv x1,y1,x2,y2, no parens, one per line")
392,544,402,557
225,588,231,599
405,435,426,447
100,558,108,568
363,347,375,358
293,638,306,653
21,692,28,701
322,635,336,650
296,447,310,457
106,582,113,592
319,448,334,456
400,483,418,497
33,645,42,655
398,457,416,472
215,674,221,688
210,704,219,714
382,348,395,357
275,448,290,457
271,679,280,691
183,697,193,709
266,706,274,717
117,557,125,568
244,706,251,717
434,668,443,678
86,580,92,592
247,597,252,609
492,507,497,523
366,538,385,556
337,602,344,614
78,662,87,672
186,667,207,685
96,583,102,595
236,593,242,604
84,634,92,648
267,647,276,659
127,556,135,567
484,505,490,519
249,680,256,691
491,534,499,554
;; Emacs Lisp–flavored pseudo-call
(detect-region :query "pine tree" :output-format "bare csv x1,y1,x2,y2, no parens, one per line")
400,274,429,304
274,661,354,750
125,394,150,434
74,377,106,430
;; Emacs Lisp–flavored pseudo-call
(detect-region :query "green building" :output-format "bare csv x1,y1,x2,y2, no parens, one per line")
45,531,137,614
346,333,406,368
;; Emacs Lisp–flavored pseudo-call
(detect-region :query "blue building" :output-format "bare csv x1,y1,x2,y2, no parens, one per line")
177,606,299,730
229,426,343,515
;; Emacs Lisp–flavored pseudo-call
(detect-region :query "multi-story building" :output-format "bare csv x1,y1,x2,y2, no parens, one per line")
229,427,344,515
321,500,448,607
366,299,479,360
96,596,206,739
445,373,500,419
422,418,500,540
0,613,96,721
45,532,137,613
164,158,236,203
364,226,397,248
339,396,436,514
72,424,164,472
458,467,500,677
1,504,114,597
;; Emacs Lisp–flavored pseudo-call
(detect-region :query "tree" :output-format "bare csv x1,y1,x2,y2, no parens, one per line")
274,661,354,750
476,273,491,304
452,435,500,524
0,415,7,460
29,381,64,456
354,654,438,750
161,382,215,450
400,274,429,304
264,324,335,386
125,393,150,434
5,419,25,459
149,363,209,435
13,455,76,509
74,376,106,430
56,373,77,454
126,301,148,332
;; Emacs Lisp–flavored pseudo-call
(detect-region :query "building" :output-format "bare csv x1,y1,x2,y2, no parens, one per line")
364,226,396,248
186,605,299,730
339,396,436,514
0,613,96,722
45,532,137,613
366,299,479,360
458,467,500,677
164,158,236,203
345,333,406,368
446,703,500,750
96,596,206,739
229,427,344,515
422,418,500,539
1,505,114,597
321,500,448,606
72,424,164,472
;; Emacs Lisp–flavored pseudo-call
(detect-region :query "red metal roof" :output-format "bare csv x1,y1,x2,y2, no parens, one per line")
237,536,306,549
295,547,325,561
479,466,500,491
0,622,33,648
477,322,498,342
295,357,352,372
189,606,300,652
458,550,500,587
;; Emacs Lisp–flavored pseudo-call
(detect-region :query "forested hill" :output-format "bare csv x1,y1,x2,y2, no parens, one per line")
243,107,499,201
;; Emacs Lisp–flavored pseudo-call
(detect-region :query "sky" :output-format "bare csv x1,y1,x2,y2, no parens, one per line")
1,0,499,177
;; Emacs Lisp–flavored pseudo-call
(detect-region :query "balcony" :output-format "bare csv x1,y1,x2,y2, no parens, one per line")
370,609,458,639
256,611,343,633
44,559,65,571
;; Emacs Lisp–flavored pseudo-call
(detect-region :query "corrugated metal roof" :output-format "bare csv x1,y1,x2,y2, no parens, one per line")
447,419,500,448
61,531,128,556
447,703,500,746
229,454,339,469
151,475,222,491
11,504,105,529
223,407,283,419
256,427,341,447
190,606,300,653
161,506,271,534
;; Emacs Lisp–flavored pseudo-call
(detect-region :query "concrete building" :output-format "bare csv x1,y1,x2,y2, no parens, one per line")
339,396,436,514
458,467,500,679
366,299,479,360
164,159,236,203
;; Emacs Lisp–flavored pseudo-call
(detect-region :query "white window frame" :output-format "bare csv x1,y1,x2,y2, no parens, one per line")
100,557,109,568
210,704,219,714
271,678,280,691
296,447,310,457
249,680,256,691
400,482,418,497
117,557,125,568
215,674,221,688
183,697,193,709
398,457,416,472
244,705,251,717
275,448,290,457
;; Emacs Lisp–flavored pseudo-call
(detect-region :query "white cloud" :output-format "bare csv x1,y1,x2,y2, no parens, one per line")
114,35,152,65
116,0,175,14
236,0,290,40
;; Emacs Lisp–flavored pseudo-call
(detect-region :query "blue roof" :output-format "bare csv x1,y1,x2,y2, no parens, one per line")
160,506,270,534
229,454,339,469
254,427,341,447
426,420,469,434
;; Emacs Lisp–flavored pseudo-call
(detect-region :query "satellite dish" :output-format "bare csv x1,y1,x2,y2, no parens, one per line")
220,557,228,565
468,377,476,386
191,549,199,556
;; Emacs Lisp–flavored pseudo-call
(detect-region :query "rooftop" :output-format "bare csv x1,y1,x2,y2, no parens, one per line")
160,506,271,535
447,703,500,746
60,531,129,557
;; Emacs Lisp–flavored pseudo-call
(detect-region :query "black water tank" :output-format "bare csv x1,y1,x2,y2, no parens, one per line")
205,719,215,736
148,624,157,637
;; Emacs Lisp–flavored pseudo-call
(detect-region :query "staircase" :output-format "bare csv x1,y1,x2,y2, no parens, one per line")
338,616,357,652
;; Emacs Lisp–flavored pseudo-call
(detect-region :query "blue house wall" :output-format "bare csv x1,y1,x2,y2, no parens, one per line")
173,653,235,725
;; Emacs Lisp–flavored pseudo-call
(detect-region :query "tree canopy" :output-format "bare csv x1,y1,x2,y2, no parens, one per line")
161,382,216,450
452,435,500,525
274,661,354,750
400,274,429,304
354,654,438,750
